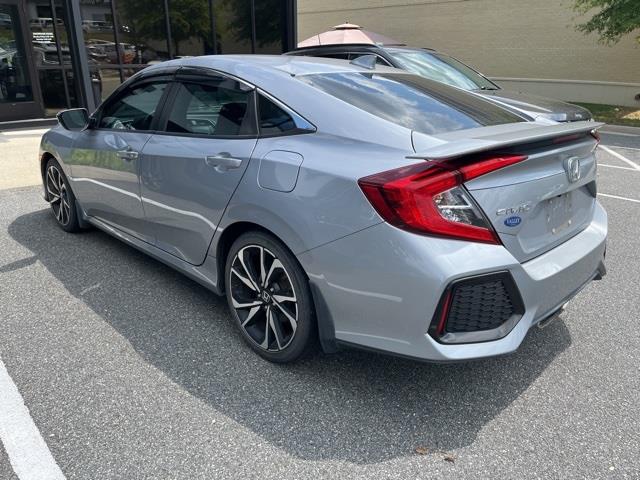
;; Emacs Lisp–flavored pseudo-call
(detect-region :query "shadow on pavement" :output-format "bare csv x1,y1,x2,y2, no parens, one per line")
9,209,571,464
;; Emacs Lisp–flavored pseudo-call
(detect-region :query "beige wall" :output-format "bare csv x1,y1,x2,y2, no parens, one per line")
298,0,640,106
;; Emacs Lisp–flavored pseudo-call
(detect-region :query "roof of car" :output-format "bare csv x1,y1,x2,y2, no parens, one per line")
141,54,403,82
289,44,437,54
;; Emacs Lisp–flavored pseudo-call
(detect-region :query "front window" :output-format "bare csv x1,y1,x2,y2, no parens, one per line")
386,49,499,91
98,81,167,130
297,72,522,135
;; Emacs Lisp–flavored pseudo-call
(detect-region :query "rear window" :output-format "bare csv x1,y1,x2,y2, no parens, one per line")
297,72,524,135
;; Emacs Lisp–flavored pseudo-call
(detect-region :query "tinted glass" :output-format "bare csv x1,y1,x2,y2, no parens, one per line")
298,72,523,135
258,94,296,135
99,81,167,130
166,81,255,136
254,0,288,54
79,0,117,64
168,0,212,58
214,0,252,54
386,49,498,91
38,69,66,114
0,4,34,103
116,0,169,64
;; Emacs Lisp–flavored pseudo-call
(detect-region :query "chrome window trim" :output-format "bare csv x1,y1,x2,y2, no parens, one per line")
256,88,316,133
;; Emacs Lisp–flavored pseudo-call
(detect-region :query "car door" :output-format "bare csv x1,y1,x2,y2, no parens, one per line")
69,77,171,243
139,69,258,265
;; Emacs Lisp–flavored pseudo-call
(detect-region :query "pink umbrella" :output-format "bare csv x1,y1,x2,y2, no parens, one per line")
298,23,406,48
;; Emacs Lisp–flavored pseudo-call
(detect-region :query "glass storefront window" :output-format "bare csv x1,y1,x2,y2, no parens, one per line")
2,0,293,122
115,0,169,65
38,67,64,114
169,0,211,57
97,67,119,101
0,4,34,103
80,0,117,65
215,0,252,54
254,0,286,54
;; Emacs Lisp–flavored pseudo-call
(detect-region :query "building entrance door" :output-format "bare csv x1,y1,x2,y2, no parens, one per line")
0,0,43,122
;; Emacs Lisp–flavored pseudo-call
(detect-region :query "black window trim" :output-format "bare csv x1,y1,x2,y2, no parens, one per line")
90,75,175,134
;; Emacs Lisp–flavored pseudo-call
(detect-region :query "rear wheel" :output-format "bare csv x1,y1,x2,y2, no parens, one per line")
45,158,80,232
225,231,316,363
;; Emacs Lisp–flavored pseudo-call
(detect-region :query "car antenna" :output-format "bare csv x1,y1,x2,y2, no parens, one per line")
350,54,377,70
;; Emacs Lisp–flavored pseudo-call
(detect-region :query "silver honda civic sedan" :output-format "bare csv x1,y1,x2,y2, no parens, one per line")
40,55,607,363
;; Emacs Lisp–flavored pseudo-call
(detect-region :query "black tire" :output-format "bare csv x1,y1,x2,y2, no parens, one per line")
225,231,316,363
44,158,81,233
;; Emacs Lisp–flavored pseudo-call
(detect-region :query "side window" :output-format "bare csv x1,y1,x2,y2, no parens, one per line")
165,80,255,136
319,53,349,60
258,94,296,135
99,82,167,130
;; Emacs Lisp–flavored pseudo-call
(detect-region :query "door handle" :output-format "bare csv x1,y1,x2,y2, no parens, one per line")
117,148,139,162
205,154,243,172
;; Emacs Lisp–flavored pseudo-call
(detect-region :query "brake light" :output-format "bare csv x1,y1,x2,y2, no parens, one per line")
358,155,527,244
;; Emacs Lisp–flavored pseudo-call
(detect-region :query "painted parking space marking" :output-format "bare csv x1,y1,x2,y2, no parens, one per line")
598,193,640,204
599,145,640,171
610,146,640,152
0,357,66,480
598,164,638,172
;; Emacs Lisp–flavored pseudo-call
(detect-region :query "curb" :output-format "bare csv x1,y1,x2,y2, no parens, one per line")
0,118,57,131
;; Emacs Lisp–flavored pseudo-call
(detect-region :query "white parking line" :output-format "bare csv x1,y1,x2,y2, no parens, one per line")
598,164,638,171
599,145,640,171
608,145,640,153
598,193,640,204
0,358,66,480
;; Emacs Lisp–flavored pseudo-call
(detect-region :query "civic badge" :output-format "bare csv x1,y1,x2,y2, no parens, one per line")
565,157,581,183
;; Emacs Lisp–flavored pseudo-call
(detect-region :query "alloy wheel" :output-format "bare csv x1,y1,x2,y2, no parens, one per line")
229,245,298,352
46,165,71,226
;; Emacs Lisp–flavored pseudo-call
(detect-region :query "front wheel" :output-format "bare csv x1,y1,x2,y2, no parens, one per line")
45,158,81,232
225,231,316,363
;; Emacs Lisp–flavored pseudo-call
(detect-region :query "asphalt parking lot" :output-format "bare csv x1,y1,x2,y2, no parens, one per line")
0,129,639,479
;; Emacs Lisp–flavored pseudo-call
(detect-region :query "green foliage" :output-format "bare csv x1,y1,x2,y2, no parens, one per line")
220,0,285,49
572,0,640,44
167,0,210,55
120,0,210,56
574,102,640,127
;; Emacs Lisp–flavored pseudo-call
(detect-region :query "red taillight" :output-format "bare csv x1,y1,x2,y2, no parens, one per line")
358,155,527,244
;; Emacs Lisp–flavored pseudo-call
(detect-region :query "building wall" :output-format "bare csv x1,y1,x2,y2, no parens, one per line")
297,0,640,107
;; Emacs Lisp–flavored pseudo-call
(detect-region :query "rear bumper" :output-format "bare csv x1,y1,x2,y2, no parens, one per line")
297,202,607,362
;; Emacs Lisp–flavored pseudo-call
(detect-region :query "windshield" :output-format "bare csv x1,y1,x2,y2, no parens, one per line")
297,72,522,135
387,49,499,91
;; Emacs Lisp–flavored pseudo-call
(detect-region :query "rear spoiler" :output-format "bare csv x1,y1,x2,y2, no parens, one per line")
407,121,604,161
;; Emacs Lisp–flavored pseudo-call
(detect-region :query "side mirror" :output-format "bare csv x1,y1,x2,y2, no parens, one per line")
57,108,90,131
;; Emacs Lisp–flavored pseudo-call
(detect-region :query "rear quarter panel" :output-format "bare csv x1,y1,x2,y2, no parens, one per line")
215,132,417,256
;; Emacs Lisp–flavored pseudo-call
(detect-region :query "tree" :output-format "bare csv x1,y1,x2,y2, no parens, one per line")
572,0,640,45
120,0,210,57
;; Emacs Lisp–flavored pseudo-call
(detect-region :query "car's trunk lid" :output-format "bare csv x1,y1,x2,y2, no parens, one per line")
411,121,603,262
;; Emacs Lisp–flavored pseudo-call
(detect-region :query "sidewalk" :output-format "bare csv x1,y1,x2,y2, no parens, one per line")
0,128,48,190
